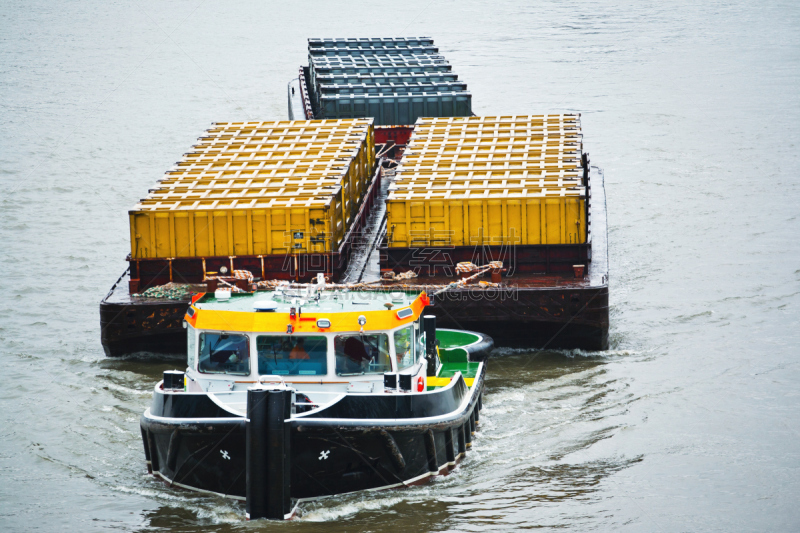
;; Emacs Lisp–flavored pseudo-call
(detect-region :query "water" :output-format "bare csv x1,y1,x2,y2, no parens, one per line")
1,0,799,530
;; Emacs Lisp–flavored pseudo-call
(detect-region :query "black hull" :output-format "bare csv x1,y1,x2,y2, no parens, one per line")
140,371,485,503
429,285,609,350
100,272,188,357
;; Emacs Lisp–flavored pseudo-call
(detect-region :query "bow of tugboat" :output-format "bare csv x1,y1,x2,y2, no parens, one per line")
140,286,489,519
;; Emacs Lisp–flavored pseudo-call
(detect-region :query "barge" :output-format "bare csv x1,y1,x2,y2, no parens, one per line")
101,36,608,358
141,285,491,518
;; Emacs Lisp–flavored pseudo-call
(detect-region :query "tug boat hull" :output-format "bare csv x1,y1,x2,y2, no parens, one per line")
141,367,485,501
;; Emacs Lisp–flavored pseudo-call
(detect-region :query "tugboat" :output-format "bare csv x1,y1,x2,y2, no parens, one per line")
140,277,492,520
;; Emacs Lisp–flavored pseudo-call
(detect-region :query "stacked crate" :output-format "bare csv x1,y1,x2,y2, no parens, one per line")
128,119,375,260
307,37,472,125
386,115,588,248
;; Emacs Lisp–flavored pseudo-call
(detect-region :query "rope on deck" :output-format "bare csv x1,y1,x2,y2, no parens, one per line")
133,261,504,299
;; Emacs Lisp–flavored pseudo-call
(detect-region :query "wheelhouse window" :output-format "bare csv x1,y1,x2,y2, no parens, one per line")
257,335,328,376
416,321,426,361
334,333,391,375
198,333,250,375
394,326,416,371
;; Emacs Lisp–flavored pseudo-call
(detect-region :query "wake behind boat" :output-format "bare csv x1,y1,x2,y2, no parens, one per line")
140,279,491,519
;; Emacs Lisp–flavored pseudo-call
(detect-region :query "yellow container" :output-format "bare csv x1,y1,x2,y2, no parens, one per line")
407,136,582,149
158,169,362,224
162,159,354,182
389,178,584,191
399,152,581,165
177,146,373,193
396,159,582,172
386,189,586,247
185,140,365,155
392,169,582,182
145,185,342,200
201,120,375,165
411,126,581,138
194,134,374,167
163,157,368,215
154,175,344,191
414,115,580,126
142,185,347,235
206,118,374,132
203,121,373,147
128,119,377,260
195,134,370,151
405,146,582,158
130,196,343,259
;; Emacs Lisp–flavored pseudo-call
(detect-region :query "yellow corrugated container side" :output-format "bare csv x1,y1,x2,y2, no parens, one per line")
386,193,586,248
130,198,342,259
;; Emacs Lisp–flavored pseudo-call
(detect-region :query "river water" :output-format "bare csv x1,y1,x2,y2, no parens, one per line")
1,0,799,531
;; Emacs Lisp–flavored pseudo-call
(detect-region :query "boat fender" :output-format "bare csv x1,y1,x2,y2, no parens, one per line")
457,424,467,454
445,427,456,464
424,429,438,473
246,388,292,520
140,424,152,473
166,428,182,473
379,430,406,471
147,429,160,472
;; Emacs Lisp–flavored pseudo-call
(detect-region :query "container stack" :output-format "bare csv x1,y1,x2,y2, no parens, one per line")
386,115,587,248
307,37,472,125
128,119,375,261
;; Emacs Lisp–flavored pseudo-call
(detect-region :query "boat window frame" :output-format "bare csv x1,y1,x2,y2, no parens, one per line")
393,324,417,372
333,332,392,376
196,330,252,376
255,333,330,377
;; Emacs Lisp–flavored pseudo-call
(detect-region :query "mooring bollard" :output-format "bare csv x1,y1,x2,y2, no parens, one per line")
246,388,292,520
